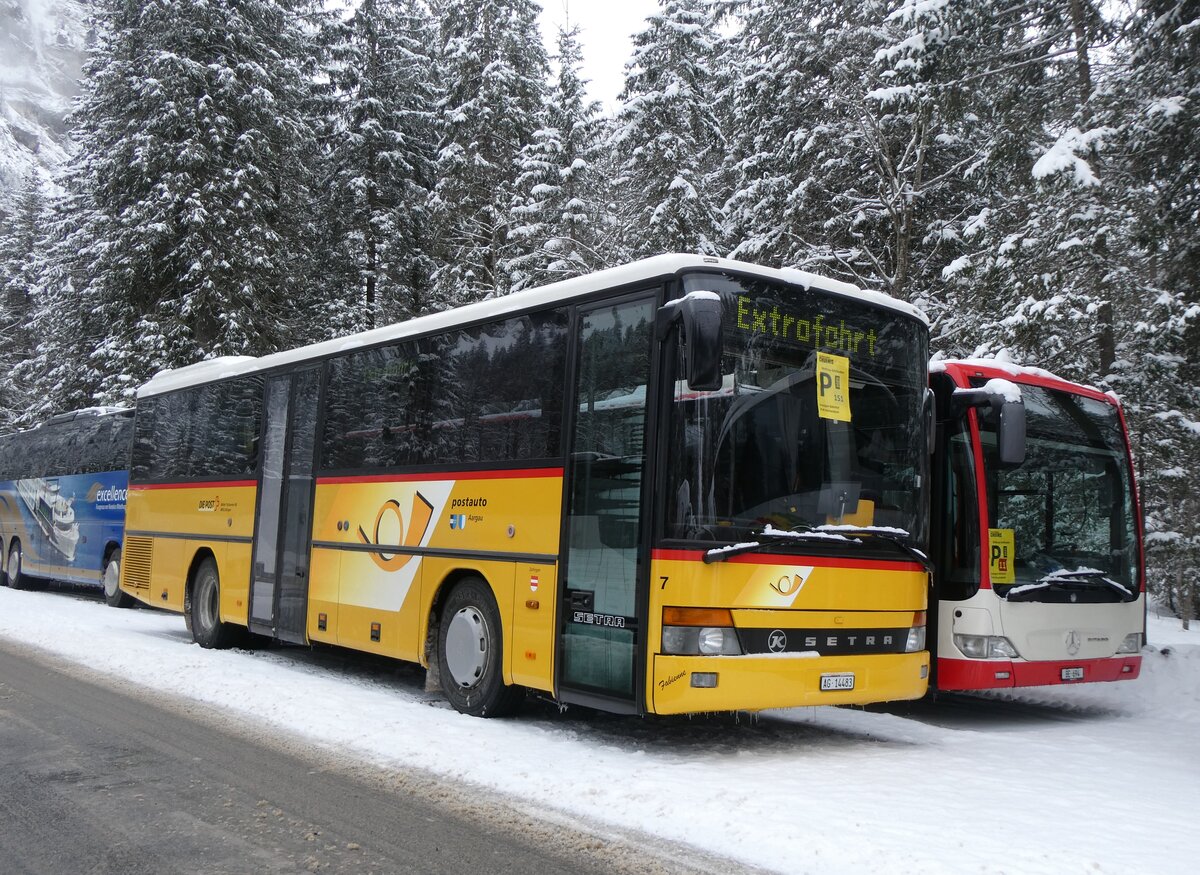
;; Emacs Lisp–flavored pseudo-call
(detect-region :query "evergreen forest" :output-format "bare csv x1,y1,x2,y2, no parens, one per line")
0,0,1196,617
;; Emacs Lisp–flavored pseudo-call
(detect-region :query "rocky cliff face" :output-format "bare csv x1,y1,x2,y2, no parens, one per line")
0,0,89,198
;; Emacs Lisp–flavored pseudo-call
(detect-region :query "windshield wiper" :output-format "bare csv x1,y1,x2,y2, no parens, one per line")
1006,570,1135,602
702,525,862,564
814,524,933,574
862,531,933,574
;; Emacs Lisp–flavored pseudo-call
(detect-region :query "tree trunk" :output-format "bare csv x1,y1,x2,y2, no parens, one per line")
1181,496,1194,631
1067,0,1093,109
1097,300,1115,375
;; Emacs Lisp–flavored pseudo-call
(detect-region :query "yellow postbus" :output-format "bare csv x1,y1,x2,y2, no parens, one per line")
120,255,932,717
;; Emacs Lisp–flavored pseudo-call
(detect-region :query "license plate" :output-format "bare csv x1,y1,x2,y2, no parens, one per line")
820,673,855,691
1061,667,1084,681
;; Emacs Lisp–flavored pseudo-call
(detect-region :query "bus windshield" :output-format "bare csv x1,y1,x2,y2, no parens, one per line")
664,272,929,548
979,383,1139,601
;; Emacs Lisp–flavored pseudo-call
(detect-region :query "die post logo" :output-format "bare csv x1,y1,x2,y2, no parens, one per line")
357,492,435,572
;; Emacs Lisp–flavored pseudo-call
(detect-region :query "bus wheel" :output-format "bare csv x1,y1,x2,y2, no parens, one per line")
7,541,29,590
103,548,134,609
438,577,522,718
189,558,237,649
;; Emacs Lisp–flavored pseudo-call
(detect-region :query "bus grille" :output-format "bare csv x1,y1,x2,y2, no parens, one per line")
123,536,153,594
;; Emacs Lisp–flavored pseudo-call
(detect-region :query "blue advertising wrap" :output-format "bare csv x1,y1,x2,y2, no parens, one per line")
0,470,128,587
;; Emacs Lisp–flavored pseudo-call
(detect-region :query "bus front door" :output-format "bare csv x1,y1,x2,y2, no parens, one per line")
558,295,656,712
248,367,321,643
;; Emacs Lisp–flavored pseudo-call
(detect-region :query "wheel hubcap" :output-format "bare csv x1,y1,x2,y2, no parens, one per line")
104,560,120,597
8,549,18,581
199,577,218,630
445,606,489,689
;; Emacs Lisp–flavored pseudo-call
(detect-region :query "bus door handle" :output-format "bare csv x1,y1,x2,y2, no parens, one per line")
568,589,594,611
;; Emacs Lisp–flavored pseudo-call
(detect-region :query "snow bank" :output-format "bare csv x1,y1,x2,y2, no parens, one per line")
1,586,1197,874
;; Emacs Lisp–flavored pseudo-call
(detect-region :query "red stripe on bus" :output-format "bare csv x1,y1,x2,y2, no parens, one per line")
936,655,1142,691
130,480,257,490
651,548,923,572
317,467,564,485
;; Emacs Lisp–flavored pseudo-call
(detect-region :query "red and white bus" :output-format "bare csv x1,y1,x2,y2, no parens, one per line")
929,359,1144,691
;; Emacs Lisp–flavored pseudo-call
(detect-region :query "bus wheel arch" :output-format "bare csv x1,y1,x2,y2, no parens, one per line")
424,569,474,690
182,548,215,635
102,542,133,608
425,571,472,658
185,551,239,648
434,573,523,718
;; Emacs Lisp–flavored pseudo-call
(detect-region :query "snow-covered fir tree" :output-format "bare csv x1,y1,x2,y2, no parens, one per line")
503,25,610,291
724,1,889,276
319,0,441,328
612,0,726,258
725,0,1067,315
1112,0,1200,619
931,1,1131,378
0,173,45,425
428,0,549,304
28,0,325,407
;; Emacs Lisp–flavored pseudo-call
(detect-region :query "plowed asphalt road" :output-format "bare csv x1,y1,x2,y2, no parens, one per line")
0,639,742,875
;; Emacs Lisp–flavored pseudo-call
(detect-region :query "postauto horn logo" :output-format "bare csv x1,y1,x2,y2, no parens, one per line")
357,492,435,572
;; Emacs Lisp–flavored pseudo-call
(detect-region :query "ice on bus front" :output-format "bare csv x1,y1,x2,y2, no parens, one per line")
646,270,933,713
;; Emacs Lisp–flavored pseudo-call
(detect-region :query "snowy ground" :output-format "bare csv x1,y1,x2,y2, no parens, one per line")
2,586,1197,875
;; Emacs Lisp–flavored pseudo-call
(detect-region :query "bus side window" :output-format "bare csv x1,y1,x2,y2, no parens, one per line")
940,422,981,600
109,416,134,472
132,398,160,481
80,416,109,475
319,308,570,474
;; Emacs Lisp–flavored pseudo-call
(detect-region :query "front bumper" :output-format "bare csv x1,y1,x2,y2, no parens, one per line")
649,651,929,714
936,655,1142,691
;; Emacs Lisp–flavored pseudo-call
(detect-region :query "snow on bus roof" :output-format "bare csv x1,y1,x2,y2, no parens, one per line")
931,356,1069,384
140,254,927,398
930,357,1111,399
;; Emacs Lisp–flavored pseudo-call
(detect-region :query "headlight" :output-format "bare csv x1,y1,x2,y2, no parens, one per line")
954,634,1020,659
905,625,926,653
988,636,1019,658
903,611,927,653
1116,633,1143,654
698,627,741,655
662,607,742,655
662,625,742,655
662,626,695,654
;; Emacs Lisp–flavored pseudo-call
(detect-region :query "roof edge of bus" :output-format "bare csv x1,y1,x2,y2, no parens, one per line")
0,405,132,437
138,254,926,398
42,406,133,425
931,357,1113,402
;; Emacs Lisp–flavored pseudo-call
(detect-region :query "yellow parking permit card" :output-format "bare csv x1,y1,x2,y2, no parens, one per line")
816,352,851,421
988,528,1016,584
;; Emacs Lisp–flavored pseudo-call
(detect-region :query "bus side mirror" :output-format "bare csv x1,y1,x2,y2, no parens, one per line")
658,293,724,392
997,399,1026,467
951,386,1026,467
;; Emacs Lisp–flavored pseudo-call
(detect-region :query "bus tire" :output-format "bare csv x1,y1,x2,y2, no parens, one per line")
7,541,30,590
103,548,134,609
438,577,523,718
188,558,238,649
